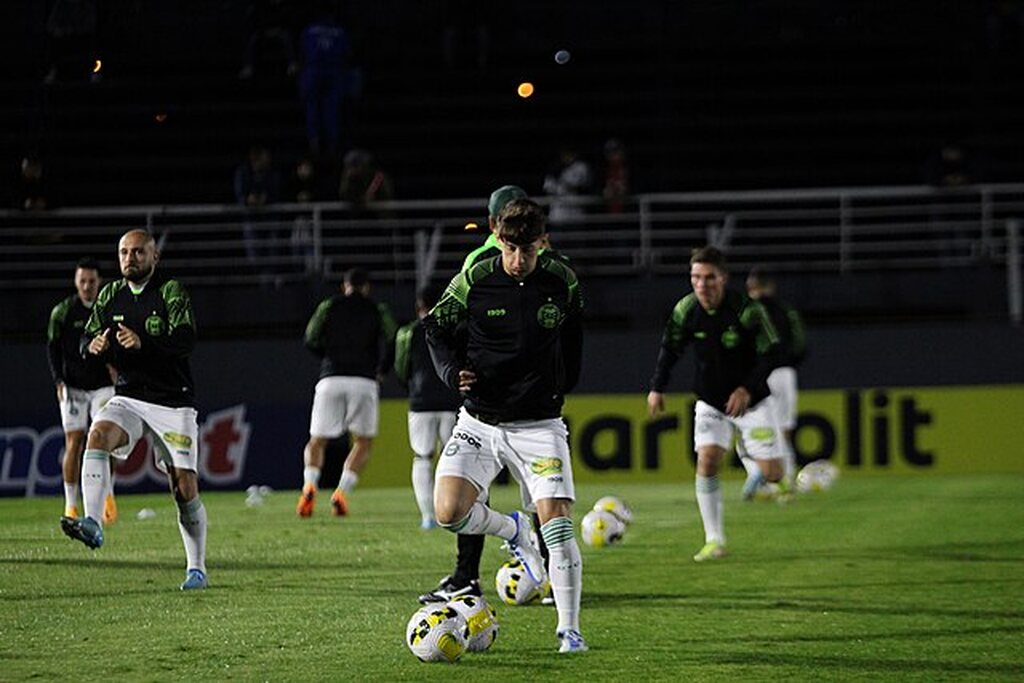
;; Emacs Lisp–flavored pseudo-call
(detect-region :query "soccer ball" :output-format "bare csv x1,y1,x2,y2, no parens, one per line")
580,509,625,547
447,594,499,652
495,559,545,606
592,495,633,525
796,459,840,493
406,605,468,663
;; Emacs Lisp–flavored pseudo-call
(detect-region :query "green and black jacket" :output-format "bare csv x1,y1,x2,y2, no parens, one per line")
424,253,583,423
650,289,781,411
756,295,807,368
84,273,196,408
394,319,461,413
47,294,112,390
305,294,397,381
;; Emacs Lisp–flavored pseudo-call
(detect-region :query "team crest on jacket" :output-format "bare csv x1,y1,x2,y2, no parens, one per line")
537,303,561,329
146,315,166,336
721,326,739,348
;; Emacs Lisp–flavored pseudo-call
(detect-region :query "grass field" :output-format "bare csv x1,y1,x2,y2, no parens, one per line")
2,474,1023,681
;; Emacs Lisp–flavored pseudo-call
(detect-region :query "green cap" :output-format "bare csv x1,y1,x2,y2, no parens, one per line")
487,185,527,217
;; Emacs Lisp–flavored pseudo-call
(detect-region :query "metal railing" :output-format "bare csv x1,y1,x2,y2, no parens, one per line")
2,184,1022,320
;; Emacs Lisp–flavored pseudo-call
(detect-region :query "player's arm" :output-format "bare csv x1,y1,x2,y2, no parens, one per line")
560,274,584,394
423,271,470,391
46,299,69,386
393,322,414,385
83,284,115,358
303,298,331,356
788,306,808,366
375,302,397,380
741,299,782,392
648,297,694,415
133,281,196,357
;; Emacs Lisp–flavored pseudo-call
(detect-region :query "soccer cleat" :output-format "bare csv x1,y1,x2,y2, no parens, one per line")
60,515,104,549
296,484,316,517
418,576,483,604
64,505,79,519
103,493,118,525
693,541,727,562
420,518,437,530
557,629,589,654
180,568,208,591
741,471,766,501
330,489,348,516
507,511,547,584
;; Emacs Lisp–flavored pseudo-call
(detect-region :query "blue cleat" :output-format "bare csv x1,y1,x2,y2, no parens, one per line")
60,515,103,549
507,511,547,585
420,518,438,530
741,470,766,501
557,629,589,654
180,568,208,591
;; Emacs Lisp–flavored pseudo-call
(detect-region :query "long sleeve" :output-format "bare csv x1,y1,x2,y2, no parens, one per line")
560,276,584,393
788,306,807,366
46,299,68,384
375,302,397,378
650,297,693,392
394,322,414,384
423,271,469,391
740,300,782,392
140,280,196,358
304,299,331,356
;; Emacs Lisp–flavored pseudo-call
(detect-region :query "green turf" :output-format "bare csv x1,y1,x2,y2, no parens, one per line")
2,475,1023,681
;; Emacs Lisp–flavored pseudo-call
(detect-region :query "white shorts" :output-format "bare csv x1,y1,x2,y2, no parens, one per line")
60,385,115,432
309,376,379,438
694,398,782,461
435,408,575,511
408,411,457,457
94,395,199,473
767,366,798,430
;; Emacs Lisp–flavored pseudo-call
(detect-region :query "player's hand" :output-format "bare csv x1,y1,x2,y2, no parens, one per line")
725,386,751,417
457,369,477,394
88,328,112,355
647,391,665,417
116,323,141,349
56,382,65,403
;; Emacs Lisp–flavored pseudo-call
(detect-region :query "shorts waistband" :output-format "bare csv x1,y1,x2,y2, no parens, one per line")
466,408,503,426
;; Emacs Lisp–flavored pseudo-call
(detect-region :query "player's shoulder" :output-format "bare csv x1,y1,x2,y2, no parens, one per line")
464,254,501,286
157,275,190,300
50,293,76,316
538,251,578,286
96,279,126,304
672,293,699,320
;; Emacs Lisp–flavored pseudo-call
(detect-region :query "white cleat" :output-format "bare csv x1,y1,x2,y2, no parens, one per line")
507,511,547,584
557,629,589,653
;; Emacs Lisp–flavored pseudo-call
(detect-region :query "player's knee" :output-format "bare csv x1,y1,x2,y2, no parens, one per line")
171,470,199,503
433,500,466,528
87,421,124,451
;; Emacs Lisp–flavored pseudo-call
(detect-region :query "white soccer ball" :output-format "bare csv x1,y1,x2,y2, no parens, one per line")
495,559,545,606
406,605,468,663
796,459,840,493
580,509,626,547
446,594,499,652
592,495,633,525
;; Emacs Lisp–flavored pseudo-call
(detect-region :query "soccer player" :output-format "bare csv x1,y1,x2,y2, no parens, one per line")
297,268,396,517
61,229,208,591
424,198,588,653
745,266,807,496
394,283,461,529
47,258,118,524
647,246,784,562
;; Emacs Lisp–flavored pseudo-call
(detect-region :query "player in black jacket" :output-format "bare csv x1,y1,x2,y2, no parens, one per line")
394,283,462,530
297,268,396,518
746,267,808,495
647,246,784,562
64,229,208,591
424,198,588,653
47,258,117,523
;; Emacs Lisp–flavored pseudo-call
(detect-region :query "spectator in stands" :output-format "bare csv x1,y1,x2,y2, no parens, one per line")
17,154,52,211
339,149,394,218
288,155,322,274
543,147,592,226
234,145,282,271
43,0,99,85
299,7,352,156
602,138,629,214
238,0,299,80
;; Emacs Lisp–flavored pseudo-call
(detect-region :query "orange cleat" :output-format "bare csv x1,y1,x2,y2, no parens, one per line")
330,489,348,517
296,484,316,517
103,494,118,525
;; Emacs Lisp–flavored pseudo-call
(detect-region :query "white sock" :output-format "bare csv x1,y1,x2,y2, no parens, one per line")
695,474,724,544
302,466,321,488
783,437,797,481
63,483,79,511
177,497,207,573
740,456,760,478
338,469,358,494
82,450,110,526
445,501,516,539
541,517,582,633
411,455,434,523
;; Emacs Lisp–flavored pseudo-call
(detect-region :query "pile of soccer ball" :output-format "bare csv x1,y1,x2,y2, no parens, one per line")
796,459,841,493
580,495,633,547
406,594,499,663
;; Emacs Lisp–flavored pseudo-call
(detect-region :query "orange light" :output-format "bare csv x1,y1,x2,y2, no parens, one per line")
517,82,534,98
155,113,168,123
93,59,102,74
464,222,479,231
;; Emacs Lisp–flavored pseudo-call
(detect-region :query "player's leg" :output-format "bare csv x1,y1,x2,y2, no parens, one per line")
300,377,345,516
331,377,379,515
692,401,731,560
333,435,372,515
536,498,586,653
62,429,85,517
90,388,119,524
168,465,208,590
408,411,436,529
